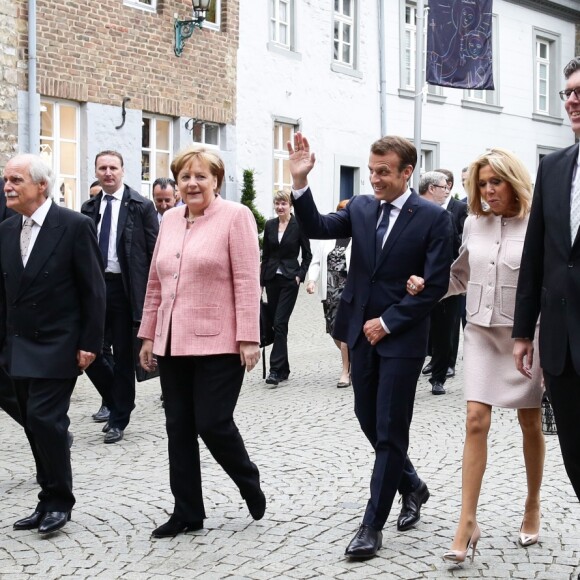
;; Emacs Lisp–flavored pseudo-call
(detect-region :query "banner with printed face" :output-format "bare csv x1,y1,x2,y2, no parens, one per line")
426,0,494,89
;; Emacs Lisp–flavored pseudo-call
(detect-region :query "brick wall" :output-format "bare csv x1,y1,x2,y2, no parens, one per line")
0,0,19,167
17,0,238,123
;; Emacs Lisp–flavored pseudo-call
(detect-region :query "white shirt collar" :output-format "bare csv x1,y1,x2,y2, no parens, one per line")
103,185,124,201
24,197,52,226
381,186,412,210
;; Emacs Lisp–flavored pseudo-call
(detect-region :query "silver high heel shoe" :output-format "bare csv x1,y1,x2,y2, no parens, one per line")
443,523,481,564
519,521,540,547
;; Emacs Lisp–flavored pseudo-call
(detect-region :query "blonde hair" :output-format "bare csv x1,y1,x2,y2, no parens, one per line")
466,148,532,218
170,145,225,191
273,190,292,205
336,199,349,211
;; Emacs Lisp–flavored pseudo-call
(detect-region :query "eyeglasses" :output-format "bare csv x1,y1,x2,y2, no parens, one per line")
559,87,580,101
433,184,449,191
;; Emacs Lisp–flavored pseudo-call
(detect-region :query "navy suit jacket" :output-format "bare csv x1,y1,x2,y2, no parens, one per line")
513,143,580,375
293,190,454,358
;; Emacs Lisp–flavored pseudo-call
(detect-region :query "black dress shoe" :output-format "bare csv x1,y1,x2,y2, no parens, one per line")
431,381,446,395
265,372,279,386
38,511,71,535
446,366,455,378
92,405,110,422
151,516,203,538
397,480,430,531
421,361,433,375
345,524,382,559
14,511,44,530
102,422,110,433
104,427,124,444
245,489,266,520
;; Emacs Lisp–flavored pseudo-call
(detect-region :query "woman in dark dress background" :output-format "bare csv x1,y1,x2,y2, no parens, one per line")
260,191,312,387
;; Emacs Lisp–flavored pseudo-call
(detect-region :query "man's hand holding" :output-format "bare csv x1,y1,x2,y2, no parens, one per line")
77,350,96,371
363,318,387,346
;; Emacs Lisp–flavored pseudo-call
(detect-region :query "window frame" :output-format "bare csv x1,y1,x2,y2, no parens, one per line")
39,98,80,210
203,0,221,31
191,121,222,149
141,114,174,200
331,0,360,77
123,0,156,14
531,28,562,124
272,118,299,195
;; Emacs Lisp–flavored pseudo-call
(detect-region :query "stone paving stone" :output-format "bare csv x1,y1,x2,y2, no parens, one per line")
1,291,580,578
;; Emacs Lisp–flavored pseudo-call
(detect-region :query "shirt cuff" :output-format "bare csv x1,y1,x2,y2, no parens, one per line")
291,185,309,199
379,317,390,334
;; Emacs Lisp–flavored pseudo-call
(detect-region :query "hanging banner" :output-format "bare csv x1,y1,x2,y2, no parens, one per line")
426,0,494,89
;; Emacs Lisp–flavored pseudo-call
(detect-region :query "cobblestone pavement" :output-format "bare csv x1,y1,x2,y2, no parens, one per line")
0,291,579,579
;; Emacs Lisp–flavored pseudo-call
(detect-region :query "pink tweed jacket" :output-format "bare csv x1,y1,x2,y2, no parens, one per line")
138,195,260,356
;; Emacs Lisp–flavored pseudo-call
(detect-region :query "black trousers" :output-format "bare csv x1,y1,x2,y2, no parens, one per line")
450,294,467,368
544,347,580,502
0,366,22,425
13,376,76,512
85,275,134,430
265,275,299,376
350,339,423,530
158,354,261,523
429,295,460,384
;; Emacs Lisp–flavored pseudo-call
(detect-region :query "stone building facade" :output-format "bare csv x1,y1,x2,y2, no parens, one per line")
15,0,239,209
0,1,19,168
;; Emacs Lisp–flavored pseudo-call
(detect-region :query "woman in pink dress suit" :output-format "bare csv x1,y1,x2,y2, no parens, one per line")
138,146,265,538
408,149,544,564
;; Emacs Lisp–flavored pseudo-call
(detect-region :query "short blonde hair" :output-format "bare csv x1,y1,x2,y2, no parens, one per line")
170,145,225,191
336,199,349,211
466,148,532,218
273,190,292,205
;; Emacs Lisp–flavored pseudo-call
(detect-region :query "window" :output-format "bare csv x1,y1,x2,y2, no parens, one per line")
333,0,355,67
123,0,156,12
400,2,441,98
532,28,562,123
191,121,221,148
142,116,173,198
204,0,220,30
40,100,79,210
270,0,291,48
273,121,297,194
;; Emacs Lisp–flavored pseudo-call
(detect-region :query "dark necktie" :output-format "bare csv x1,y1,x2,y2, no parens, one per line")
375,203,392,264
98,195,114,267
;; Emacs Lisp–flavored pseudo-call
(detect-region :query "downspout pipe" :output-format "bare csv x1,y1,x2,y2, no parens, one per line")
378,0,387,136
412,0,425,190
28,0,40,154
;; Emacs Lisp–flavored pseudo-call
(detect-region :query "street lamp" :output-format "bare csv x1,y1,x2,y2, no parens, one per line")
174,0,211,57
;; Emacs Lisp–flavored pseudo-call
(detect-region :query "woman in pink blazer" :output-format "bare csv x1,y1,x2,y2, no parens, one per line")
138,146,265,538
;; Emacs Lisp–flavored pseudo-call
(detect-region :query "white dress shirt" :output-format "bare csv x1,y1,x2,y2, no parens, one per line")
22,197,53,267
97,186,124,273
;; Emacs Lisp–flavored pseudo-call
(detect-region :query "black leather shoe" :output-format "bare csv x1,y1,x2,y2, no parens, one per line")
245,489,266,520
102,422,110,433
446,367,455,378
265,372,279,386
421,361,433,375
104,427,124,444
431,381,446,395
38,511,71,535
92,405,110,422
151,516,203,538
14,511,44,530
397,481,430,531
345,524,382,559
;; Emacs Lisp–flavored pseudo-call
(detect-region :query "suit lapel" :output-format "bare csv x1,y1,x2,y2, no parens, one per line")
365,199,381,273
281,215,297,243
556,145,579,253
18,203,66,298
116,186,131,249
2,217,24,280
375,194,419,271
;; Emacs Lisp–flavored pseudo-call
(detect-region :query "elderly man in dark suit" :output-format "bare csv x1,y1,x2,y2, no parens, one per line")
289,132,453,559
81,151,158,444
0,154,105,535
514,56,580,502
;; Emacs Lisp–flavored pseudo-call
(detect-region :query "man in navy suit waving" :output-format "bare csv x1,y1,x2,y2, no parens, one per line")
290,132,453,559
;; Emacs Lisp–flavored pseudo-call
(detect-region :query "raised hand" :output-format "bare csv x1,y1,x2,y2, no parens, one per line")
287,132,316,190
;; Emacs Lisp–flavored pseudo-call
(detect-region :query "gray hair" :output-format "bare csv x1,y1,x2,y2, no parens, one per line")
419,171,448,195
12,154,55,197
564,57,580,79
